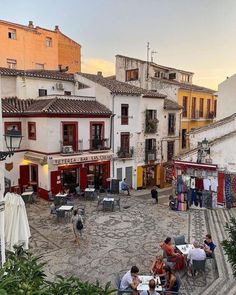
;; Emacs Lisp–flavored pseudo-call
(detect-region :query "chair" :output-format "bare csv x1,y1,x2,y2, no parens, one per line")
174,235,186,246
191,259,206,285
97,195,103,211
114,197,121,211
56,209,66,222
162,250,176,269
114,273,133,295
103,200,114,211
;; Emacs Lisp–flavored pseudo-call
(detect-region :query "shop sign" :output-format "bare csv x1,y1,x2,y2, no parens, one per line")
53,153,113,165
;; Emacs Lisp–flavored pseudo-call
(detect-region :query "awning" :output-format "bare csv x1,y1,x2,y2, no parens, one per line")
174,160,217,170
52,151,114,165
24,152,48,165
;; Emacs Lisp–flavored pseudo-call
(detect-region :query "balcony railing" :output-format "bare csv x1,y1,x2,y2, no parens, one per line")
206,111,215,119
60,140,83,155
145,118,158,133
191,110,199,120
117,146,134,158
89,138,110,151
145,149,156,162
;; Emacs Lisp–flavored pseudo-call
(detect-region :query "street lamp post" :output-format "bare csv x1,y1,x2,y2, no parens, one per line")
0,77,23,266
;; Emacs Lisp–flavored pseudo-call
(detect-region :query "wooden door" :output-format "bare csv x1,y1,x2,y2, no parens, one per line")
50,171,61,194
19,165,29,189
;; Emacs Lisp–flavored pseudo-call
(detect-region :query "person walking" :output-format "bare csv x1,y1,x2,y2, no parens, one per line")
71,209,83,245
151,186,158,204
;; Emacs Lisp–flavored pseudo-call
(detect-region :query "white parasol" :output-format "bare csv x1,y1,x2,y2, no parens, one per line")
4,192,31,251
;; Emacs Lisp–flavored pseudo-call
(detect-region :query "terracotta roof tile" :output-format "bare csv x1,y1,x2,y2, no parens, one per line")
78,73,166,98
164,98,182,110
0,68,74,82
2,97,111,116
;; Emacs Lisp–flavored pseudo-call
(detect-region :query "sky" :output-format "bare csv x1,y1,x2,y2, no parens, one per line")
1,0,236,89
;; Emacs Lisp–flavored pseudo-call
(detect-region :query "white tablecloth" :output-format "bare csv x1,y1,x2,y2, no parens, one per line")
137,275,162,291
176,244,193,255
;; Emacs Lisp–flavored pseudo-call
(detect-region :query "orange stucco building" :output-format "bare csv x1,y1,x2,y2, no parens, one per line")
0,20,81,73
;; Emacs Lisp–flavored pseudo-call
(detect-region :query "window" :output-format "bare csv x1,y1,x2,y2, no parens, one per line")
121,104,129,125
64,91,71,96
62,122,78,151
7,59,17,69
167,141,175,161
4,122,21,134
199,98,204,117
145,138,156,162
182,96,188,117
168,113,176,135
38,89,47,96
8,28,16,39
191,97,196,118
207,99,211,116
45,37,52,47
35,63,44,70
182,129,187,149
169,73,176,80
90,122,105,150
28,122,36,140
126,69,139,81
180,73,190,82
146,110,157,120
214,100,217,117
120,132,130,153
77,82,89,89
145,110,157,133
154,71,160,78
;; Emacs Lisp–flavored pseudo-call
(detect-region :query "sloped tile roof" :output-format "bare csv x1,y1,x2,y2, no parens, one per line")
0,68,74,81
2,97,111,116
78,73,166,98
164,98,182,110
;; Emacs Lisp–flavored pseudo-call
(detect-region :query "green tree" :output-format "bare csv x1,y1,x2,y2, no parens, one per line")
0,245,115,295
221,217,236,277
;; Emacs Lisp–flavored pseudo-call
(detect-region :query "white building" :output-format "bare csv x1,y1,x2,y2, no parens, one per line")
217,74,236,120
2,96,112,198
75,72,182,189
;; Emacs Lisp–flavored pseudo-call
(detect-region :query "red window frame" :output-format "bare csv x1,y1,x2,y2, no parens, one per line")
28,122,36,140
126,69,139,81
61,121,78,151
4,122,22,133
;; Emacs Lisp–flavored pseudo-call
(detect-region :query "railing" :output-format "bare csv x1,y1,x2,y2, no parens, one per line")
207,111,215,119
117,146,134,158
145,118,158,133
145,149,156,162
191,110,199,119
89,138,110,151
60,140,83,154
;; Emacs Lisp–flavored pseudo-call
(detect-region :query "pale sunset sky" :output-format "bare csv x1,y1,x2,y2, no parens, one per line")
1,0,236,90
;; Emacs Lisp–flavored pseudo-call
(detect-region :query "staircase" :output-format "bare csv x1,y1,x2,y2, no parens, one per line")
201,208,236,294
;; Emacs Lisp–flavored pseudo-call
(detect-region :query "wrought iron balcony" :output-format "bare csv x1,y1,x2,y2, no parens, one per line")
145,149,156,162
89,138,110,151
60,140,83,155
145,118,158,133
117,146,134,158
206,111,215,119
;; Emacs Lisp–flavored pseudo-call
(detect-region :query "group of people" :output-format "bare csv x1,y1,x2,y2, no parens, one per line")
120,234,216,294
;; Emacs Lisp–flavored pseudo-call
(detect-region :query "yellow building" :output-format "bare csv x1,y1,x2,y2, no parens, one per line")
178,86,217,149
0,20,81,73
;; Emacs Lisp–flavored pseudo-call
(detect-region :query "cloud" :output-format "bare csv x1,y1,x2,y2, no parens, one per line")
81,58,115,76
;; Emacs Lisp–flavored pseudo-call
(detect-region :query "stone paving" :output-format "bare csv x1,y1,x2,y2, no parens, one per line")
26,194,218,294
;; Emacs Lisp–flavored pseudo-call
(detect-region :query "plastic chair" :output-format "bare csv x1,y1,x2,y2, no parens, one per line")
114,273,133,295
174,235,186,246
191,259,206,285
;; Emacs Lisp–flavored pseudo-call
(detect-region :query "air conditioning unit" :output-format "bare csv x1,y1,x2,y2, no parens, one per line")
56,82,64,90
62,145,73,154
148,153,155,161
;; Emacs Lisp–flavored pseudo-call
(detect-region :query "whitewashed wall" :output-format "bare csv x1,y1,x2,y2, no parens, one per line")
1,76,16,97
189,117,236,149
217,74,236,120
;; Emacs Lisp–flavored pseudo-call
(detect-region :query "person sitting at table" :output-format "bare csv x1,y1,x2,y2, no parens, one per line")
140,278,160,295
203,234,216,257
121,178,130,196
71,209,83,245
160,237,185,270
120,266,141,295
149,255,165,284
163,266,179,294
187,240,206,276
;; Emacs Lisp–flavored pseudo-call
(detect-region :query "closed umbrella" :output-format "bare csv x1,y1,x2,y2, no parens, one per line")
4,192,31,251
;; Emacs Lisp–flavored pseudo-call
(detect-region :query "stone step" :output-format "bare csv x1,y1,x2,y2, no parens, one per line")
201,209,234,295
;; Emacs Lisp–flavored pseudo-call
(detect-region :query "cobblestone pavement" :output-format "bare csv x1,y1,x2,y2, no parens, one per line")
26,195,218,294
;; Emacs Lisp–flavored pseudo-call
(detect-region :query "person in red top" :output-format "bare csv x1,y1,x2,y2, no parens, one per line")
160,237,185,271
149,255,166,284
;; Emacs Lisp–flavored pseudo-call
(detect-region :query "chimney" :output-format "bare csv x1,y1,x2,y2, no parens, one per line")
55,25,59,32
28,21,34,28
97,71,103,77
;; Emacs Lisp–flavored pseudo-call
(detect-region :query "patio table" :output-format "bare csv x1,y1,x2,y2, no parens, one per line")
57,205,74,222
85,188,96,199
21,191,33,204
176,244,193,256
137,275,162,292
102,197,114,211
